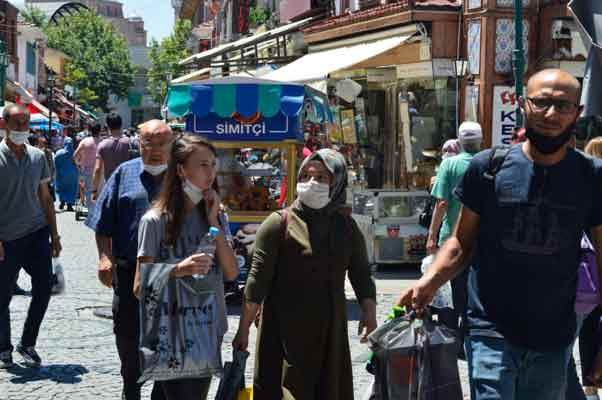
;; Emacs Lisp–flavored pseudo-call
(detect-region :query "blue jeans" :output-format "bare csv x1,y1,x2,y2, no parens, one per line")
466,335,571,400
0,227,53,352
81,169,94,212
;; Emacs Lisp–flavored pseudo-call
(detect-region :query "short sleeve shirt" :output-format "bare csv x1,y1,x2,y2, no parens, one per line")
97,136,130,179
0,141,50,241
430,152,474,245
76,136,102,171
454,145,602,350
137,208,232,337
85,158,163,262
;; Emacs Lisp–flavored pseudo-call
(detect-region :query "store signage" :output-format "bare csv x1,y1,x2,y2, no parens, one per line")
367,68,397,82
432,59,455,77
491,86,519,146
396,62,433,79
189,112,301,142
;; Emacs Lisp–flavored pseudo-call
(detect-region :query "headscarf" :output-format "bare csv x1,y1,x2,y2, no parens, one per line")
441,139,461,159
296,148,348,212
63,137,75,157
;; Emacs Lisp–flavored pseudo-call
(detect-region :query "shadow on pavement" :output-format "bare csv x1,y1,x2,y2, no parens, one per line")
6,363,89,384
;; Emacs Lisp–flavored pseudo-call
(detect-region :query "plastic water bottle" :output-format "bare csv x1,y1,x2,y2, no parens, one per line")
193,227,220,280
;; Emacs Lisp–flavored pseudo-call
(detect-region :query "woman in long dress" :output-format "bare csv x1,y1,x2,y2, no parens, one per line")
54,137,79,211
233,148,377,400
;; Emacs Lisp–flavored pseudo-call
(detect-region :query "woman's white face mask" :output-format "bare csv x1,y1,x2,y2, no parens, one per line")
296,179,331,209
182,178,204,205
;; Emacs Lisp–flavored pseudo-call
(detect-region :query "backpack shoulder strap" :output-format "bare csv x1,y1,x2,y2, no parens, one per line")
483,146,511,182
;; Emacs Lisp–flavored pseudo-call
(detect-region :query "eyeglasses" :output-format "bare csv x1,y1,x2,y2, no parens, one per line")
527,97,579,115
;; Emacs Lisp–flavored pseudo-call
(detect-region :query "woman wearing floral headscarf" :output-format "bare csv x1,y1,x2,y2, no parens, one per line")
233,149,377,400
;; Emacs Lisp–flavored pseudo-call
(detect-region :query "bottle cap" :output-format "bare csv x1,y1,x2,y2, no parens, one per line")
209,227,220,237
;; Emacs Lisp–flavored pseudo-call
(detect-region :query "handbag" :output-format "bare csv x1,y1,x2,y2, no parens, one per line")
138,261,223,382
215,350,249,400
576,233,600,315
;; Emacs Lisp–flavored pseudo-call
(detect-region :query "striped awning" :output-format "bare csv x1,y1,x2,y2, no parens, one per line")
167,77,306,119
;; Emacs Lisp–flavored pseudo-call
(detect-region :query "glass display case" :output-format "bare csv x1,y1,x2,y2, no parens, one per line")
352,190,430,264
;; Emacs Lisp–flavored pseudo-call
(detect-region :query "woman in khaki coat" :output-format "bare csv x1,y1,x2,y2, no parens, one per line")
233,149,377,400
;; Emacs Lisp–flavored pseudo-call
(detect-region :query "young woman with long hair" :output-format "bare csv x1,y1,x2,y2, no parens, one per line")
134,134,238,400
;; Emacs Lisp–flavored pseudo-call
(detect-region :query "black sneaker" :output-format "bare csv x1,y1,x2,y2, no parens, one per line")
0,350,13,369
16,344,41,368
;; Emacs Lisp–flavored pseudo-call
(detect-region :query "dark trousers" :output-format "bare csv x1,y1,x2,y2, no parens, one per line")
112,262,164,400
160,377,211,400
579,306,601,386
0,227,52,352
566,307,602,400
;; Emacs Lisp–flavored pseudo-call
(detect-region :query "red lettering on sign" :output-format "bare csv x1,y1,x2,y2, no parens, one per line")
500,91,517,106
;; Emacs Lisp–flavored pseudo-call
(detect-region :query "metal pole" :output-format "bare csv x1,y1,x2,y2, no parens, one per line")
48,80,53,135
72,88,76,133
0,41,7,107
513,0,524,128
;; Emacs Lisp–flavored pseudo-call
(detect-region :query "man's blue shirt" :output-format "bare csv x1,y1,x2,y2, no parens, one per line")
85,158,162,263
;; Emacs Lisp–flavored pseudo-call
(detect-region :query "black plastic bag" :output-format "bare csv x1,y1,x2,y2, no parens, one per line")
215,350,250,400
368,312,462,400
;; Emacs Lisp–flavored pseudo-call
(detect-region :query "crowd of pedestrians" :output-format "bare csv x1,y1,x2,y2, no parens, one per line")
2,67,602,400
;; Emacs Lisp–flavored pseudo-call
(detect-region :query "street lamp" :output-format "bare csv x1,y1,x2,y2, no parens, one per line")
0,40,11,107
47,71,55,135
455,59,468,131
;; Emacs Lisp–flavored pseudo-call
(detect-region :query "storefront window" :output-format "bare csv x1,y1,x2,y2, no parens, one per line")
400,77,456,172
218,147,285,212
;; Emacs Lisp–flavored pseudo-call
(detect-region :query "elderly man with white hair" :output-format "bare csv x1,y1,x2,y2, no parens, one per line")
86,119,173,400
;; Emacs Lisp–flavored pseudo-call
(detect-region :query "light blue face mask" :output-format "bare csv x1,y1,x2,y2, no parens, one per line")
143,163,168,176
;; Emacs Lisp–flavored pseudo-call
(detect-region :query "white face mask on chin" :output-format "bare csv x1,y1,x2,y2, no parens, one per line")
296,180,331,209
143,163,168,176
182,179,205,205
8,131,30,146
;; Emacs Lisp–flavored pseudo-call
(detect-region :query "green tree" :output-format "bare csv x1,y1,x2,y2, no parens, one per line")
45,10,135,111
147,19,192,105
20,6,48,28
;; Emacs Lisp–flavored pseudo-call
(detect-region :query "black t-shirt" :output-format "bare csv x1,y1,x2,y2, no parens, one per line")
455,145,602,350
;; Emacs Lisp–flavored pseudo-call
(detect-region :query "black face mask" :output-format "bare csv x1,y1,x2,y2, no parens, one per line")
524,125,574,155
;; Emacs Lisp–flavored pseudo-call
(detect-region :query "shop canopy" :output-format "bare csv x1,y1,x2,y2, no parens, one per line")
30,113,64,132
167,77,328,143
263,35,414,92
167,77,306,119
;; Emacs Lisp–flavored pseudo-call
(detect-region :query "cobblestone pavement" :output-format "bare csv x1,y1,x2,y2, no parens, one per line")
0,210,585,399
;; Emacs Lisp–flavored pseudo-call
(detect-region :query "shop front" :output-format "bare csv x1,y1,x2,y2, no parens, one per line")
264,17,461,264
